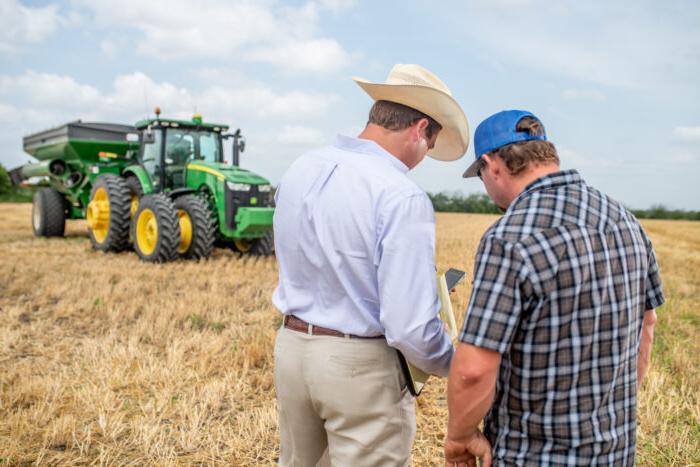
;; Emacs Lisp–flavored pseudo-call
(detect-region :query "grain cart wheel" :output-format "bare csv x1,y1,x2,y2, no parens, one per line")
87,175,131,251
132,194,179,263
32,188,67,237
173,195,215,260
233,230,274,256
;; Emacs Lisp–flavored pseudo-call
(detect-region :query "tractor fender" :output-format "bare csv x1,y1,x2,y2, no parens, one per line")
122,165,153,194
168,187,196,200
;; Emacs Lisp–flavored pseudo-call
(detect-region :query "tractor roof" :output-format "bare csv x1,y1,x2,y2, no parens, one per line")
134,115,229,132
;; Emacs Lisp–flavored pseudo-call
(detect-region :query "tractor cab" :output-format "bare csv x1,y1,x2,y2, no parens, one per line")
135,110,228,192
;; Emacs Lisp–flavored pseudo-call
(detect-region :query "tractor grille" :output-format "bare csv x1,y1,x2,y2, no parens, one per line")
224,184,273,229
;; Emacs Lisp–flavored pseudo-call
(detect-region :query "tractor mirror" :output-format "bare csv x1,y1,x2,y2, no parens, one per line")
142,131,156,144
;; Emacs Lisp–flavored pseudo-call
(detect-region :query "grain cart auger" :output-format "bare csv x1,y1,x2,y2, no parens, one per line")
16,109,275,263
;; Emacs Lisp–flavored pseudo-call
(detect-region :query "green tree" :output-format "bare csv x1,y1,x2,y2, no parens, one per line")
0,163,12,196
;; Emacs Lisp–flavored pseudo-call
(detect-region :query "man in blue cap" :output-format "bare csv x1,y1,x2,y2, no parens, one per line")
444,110,664,466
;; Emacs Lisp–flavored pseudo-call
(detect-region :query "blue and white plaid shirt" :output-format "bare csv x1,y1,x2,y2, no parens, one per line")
460,170,664,466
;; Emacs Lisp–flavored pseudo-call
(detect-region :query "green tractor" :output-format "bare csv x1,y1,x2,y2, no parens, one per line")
16,109,275,262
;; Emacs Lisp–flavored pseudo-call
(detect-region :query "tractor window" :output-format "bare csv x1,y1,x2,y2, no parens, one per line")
198,133,220,162
141,129,162,191
163,129,222,189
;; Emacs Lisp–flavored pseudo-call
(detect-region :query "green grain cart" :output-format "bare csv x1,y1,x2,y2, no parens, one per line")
18,110,274,262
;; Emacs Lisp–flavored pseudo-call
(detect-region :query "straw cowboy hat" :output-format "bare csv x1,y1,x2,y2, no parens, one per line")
353,64,469,161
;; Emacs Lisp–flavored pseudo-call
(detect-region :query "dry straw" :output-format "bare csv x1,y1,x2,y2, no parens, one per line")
0,205,698,465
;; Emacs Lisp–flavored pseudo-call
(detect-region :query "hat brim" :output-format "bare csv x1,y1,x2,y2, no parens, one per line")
353,78,469,161
462,158,480,178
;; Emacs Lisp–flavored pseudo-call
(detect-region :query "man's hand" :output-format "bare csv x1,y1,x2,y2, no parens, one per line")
444,430,492,467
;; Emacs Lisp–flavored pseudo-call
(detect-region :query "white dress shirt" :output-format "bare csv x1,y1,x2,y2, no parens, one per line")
272,134,453,376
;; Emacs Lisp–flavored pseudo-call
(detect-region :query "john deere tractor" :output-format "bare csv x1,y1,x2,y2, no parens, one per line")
15,109,274,262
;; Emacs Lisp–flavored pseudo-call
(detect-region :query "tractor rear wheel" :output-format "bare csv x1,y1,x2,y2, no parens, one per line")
173,195,215,260
132,194,180,263
233,230,274,256
124,176,143,221
32,188,67,237
87,175,131,251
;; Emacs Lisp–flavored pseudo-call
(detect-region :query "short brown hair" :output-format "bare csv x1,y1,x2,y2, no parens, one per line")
367,100,442,140
489,116,559,176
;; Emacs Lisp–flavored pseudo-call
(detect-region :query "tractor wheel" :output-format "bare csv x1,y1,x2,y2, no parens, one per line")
132,194,180,263
87,175,131,251
233,230,275,256
32,188,67,237
124,176,143,221
173,195,215,260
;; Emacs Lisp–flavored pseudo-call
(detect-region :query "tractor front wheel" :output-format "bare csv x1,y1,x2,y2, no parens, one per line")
87,175,131,251
132,194,180,263
233,230,274,256
173,195,215,260
32,188,67,237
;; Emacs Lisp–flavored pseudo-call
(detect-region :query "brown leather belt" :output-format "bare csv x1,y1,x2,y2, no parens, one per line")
284,315,383,339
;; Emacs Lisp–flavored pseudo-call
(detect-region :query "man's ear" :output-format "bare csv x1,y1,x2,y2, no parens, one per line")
410,118,429,142
481,153,493,172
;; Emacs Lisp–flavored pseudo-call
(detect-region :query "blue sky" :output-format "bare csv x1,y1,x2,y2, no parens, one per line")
1,0,698,209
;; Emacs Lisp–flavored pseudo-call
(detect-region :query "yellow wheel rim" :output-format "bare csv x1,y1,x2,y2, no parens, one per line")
130,195,139,219
87,187,110,243
136,208,158,255
177,209,193,254
234,239,252,253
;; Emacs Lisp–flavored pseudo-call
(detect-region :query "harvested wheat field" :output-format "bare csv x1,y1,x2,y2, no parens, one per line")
0,203,698,465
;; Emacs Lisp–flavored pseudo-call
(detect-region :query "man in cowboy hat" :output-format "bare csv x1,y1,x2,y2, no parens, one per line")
444,110,664,466
272,64,469,466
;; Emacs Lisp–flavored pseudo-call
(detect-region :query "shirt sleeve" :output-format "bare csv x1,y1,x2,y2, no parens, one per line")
643,235,665,310
459,235,530,354
376,192,454,377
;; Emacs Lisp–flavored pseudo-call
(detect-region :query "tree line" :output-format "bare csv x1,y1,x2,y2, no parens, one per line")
427,190,700,221
1,163,697,220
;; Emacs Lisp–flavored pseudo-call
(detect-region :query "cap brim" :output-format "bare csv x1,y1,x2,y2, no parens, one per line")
353,77,469,161
462,159,480,178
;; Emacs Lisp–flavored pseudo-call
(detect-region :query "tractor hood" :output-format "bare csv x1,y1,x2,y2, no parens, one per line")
185,161,270,185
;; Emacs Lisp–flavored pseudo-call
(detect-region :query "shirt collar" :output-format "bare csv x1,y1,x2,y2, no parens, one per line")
511,169,583,206
334,134,410,174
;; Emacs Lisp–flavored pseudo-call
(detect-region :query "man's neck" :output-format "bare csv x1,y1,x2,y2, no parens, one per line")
505,164,560,205
358,124,410,167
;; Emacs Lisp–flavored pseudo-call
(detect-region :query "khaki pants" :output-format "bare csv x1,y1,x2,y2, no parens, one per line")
274,326,416,466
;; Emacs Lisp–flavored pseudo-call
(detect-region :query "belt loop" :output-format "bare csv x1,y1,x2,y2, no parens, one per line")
307,322,313,335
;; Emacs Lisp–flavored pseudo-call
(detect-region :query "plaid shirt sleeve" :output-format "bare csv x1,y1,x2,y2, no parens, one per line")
644,234,665,310
460,235,533,354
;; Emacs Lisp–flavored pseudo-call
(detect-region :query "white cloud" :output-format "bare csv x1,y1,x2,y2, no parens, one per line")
73,0,352,73
277,125,325,144
673,126,700,143
0,71,101,109
462,1,700,89
0,69,337,126
316,0,357,12
246,38,350,73
0,0,61,52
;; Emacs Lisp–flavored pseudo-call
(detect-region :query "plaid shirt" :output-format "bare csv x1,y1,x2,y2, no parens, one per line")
460,170,664,466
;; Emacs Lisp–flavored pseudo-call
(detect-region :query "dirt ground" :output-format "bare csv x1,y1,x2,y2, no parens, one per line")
0,203,698,465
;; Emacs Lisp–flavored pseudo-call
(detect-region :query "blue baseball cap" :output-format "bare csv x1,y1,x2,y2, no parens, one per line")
463,110,547,178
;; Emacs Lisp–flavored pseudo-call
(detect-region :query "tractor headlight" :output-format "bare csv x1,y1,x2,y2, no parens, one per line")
227,182,251,192
257,184,271,192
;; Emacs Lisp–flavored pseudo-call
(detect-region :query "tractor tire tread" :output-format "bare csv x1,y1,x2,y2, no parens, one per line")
88,174,131,252
133,193,180,263
33,188,67,237
250,229,275,256
174,194,215,260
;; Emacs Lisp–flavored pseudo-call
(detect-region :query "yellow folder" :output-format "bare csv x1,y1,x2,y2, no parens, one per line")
397,272,458,396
